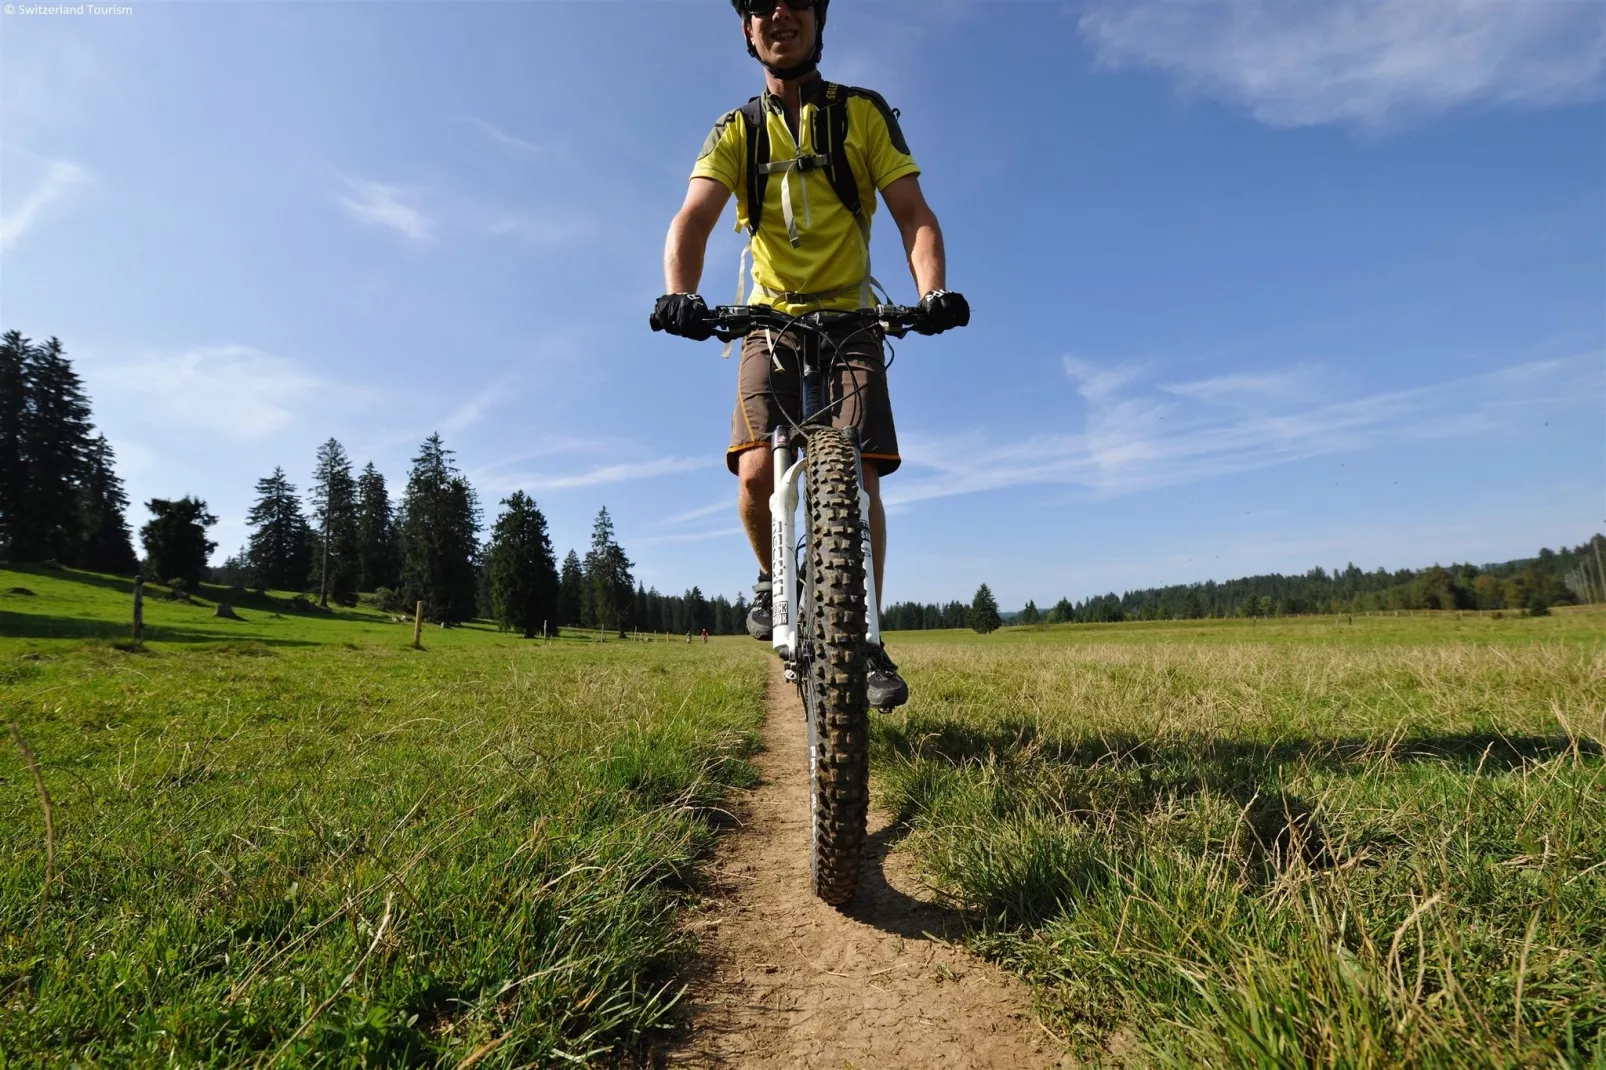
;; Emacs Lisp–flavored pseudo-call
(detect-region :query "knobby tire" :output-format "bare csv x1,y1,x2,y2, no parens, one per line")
799,428,870,906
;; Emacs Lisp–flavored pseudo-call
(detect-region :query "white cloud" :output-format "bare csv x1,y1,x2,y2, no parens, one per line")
887,352,1599,507
650,499,731,528
337,177,432,242
493,456,710,493
462,116,549,155
485,214,594,246
85,345,322,440
1078,0,1606,131
0,159,90,251
1161,367,1317,404
634,525,746,547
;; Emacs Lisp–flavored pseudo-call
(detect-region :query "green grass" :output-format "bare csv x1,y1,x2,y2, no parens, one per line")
0,566,767,1066
877,613,1606,1067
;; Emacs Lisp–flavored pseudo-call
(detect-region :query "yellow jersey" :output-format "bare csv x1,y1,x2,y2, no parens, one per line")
692,78,920,314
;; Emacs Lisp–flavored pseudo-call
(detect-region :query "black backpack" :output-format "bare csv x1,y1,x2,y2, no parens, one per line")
736,82,906,239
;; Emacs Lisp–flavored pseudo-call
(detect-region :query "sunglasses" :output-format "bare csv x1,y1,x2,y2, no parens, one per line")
738,0,814,17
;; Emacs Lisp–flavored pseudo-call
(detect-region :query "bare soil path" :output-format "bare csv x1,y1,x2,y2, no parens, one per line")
670,661,1062,1068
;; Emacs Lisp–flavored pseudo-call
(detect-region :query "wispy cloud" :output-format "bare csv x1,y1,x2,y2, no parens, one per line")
485,213,594,246
462,116,549,156
1078,0,1606,131
650,499,731,529
437,365,532,437
887,353,1598,507
85,345,323,440
1161,366,1317,404
337,176,432,242
489,456,709,493
0,159,89,251
634,525,745,547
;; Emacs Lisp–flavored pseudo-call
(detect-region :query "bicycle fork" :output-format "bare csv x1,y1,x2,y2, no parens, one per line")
767,426,883,668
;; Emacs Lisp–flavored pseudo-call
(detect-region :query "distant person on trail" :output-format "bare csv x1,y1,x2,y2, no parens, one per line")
651,0,968,709
701,628,710,643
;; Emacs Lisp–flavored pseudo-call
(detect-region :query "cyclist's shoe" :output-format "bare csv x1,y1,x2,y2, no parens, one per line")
747,574,773,641
866,642,909,709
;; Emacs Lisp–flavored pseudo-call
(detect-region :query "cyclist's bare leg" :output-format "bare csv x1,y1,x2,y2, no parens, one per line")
738,445,885,613
861,466,885,613
737,446,773,569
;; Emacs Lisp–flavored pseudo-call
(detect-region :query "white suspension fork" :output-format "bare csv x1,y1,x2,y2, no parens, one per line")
769,430,804,660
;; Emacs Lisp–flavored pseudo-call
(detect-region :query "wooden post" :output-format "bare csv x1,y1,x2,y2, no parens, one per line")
412,601,423,649
132,578,144,645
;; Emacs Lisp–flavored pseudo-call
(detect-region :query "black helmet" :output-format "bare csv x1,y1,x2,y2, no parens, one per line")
731,0,828,76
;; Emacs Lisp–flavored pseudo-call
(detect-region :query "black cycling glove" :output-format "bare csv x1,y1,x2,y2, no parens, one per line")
649,293,714,341
917,289,970,335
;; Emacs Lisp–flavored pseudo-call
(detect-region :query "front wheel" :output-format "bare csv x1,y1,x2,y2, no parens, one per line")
799,428,870,905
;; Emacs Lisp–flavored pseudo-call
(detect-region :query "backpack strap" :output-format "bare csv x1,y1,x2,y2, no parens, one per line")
813,83,863,222
739,96,770,236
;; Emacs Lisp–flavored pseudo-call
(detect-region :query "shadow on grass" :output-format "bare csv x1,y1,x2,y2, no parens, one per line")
2,563,139,597
879,718,1600,779
0,611,318,647
877,716,1602,905
0,564,390,624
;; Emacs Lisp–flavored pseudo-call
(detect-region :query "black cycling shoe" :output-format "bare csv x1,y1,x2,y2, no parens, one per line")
866,642,909,709
747,574,773,641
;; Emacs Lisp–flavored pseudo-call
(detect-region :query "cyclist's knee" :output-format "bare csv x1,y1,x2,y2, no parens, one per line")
737,448,772,499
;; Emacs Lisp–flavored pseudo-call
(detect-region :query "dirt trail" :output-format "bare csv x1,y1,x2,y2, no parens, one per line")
671,661,1062,1068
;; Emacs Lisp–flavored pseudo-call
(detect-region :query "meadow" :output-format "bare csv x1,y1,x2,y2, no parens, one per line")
4,566,1603,1067
876,613,1606,1066
0,566,766,1065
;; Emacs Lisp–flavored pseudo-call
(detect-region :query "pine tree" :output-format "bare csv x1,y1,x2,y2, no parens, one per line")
969,583,1001,634
77,435,138,574
1020,599,1040,625
0,331,27,558
246,468,312,591
16,337,94,562
140,497,217,586
398,433,480,624
214,546,253,588
486,491,559,638
558,550,584,627
583,507,635,636
355,462,398,592
310,438,361,606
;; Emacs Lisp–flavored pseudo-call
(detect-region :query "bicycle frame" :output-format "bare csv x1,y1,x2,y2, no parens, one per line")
766,330,883,666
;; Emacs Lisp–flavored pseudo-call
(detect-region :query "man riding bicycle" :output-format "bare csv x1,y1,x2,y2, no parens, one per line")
651,0,969,709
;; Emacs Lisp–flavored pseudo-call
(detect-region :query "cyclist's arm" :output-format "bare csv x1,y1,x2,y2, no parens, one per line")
881,174,946,296
663,177,731,293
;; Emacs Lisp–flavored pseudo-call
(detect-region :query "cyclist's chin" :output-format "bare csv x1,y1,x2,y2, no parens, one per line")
760,42,805,68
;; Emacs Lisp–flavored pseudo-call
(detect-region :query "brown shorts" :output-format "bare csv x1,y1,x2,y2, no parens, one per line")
727,324,901,475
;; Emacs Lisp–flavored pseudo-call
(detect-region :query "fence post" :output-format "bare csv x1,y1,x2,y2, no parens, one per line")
413,601,423,649
132,578,144,646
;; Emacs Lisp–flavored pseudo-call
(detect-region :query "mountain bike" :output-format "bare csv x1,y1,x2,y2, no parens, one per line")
706,303,928,905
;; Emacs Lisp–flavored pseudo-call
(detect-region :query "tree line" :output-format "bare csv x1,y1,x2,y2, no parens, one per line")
887,537,1606,631
1,331,761,637
223,439,756,637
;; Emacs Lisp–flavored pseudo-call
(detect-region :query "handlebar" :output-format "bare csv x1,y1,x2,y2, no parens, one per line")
706,304,927,343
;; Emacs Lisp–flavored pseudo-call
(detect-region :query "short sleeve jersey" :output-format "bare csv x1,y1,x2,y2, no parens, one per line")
691,79,919,314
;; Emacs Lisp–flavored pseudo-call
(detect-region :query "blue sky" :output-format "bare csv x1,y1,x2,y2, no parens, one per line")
3,1,1602,609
